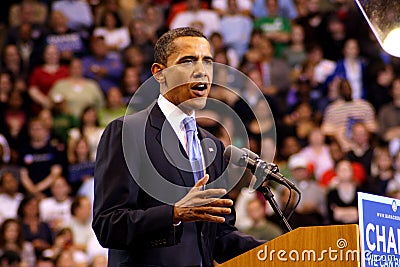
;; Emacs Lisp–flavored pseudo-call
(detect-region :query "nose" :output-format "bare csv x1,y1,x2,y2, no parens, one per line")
193,61,207,79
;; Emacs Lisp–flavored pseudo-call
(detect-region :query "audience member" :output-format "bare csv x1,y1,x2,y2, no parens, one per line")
45,10,87,63
42,227,88,267
298,127,334,181
93,10,130,53
170,0,221,38
253,0,291,58
319,138,367,187
243,35,291,111
49,58,105,120
233,65,277,128
284,153,326,227
127,19,156,69
252,0,298,20
47,96,79,145
293,0,328,46
1,44,29,81
0,172,23,224
321,78,377,152
212,0,252,17
67,106,104,162
120,66,142,105
138,3,168,39
68,196,95,253
39,177,72,233
327,38,367,100
281,102,318,147
345,122,374,178
209,32,239,69
123,45,153,83
0,90,30,156
218,0,253,59
366,146,394,195
17,195,53,257
378,77,400,154
366,63,394,113
18,117,65,197
28,44,69,114
97,86,127,127
274,135,301,178
67,137,95,195
0,71,14,105
302,43,336,97
5,21,44,73
243,198,283,241
281,24,307,70
81,36,123,94
0,218,36,267
326,159,359,224
320,15,347,61
94,0,132,27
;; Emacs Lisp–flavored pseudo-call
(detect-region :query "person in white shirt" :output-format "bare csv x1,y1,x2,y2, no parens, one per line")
39,176,72,232
170,0,221,38
0,172,23,224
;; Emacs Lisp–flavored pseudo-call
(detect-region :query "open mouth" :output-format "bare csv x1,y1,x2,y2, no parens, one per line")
191,82,208,91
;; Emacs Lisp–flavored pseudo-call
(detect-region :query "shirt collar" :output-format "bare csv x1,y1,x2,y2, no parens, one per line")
157,94,196,134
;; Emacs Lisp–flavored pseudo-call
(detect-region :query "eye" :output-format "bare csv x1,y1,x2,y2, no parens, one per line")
203,59,213,66
180,59,194,65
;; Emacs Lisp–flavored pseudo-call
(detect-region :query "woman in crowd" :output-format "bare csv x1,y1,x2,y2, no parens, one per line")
0,218,36,267
17,195,53,257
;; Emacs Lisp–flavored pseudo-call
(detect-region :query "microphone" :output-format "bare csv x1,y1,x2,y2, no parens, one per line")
224,145,298,191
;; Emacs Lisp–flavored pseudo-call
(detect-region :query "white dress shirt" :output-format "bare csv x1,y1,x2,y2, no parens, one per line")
157,94,205,167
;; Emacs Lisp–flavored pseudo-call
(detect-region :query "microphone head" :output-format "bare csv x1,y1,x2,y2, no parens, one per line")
241,148,260,160
223,145,247,167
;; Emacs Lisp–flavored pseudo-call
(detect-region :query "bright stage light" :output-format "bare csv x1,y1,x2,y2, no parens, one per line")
355,0,400,57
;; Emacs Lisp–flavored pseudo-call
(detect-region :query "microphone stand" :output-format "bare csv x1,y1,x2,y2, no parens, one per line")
254,162,293,232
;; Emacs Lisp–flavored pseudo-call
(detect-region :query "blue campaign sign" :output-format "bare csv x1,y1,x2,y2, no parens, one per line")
358,192,400,267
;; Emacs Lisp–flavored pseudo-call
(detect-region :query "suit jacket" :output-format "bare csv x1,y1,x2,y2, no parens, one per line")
93,102,262,267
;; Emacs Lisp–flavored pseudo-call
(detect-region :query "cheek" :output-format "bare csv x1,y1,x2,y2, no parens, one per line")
164,68,191,91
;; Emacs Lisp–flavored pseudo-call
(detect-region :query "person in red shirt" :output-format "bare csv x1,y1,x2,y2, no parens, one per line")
28,44,69,114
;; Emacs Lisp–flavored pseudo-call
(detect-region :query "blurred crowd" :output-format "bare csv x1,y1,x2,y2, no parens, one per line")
0,0,400,266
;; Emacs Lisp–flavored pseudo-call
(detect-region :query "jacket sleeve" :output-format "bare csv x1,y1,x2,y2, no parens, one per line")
92,118,182,250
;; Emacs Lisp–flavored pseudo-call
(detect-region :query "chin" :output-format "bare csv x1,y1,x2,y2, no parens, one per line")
182,97,207,112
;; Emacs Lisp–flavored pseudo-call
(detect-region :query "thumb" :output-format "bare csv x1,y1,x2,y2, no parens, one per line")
195,174,209,188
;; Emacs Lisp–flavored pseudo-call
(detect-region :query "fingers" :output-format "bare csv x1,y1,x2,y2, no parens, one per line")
195,174,209,188
193,188,227,199
178,197,233,208
175,206,232,223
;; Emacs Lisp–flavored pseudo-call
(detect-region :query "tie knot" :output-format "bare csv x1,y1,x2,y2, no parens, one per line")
183,117,196,132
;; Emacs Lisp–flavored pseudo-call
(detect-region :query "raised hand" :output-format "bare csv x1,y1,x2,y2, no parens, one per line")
173,174,233,224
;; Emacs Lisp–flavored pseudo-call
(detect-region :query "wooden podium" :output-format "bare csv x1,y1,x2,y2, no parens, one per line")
220,224,361,267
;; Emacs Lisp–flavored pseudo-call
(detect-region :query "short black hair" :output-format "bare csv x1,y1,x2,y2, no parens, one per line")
154,27,207,66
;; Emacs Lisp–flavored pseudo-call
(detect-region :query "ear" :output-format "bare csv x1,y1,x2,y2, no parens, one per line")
151,63,165,84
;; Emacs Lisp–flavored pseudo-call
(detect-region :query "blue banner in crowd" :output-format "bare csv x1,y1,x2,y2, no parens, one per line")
358,192,400,267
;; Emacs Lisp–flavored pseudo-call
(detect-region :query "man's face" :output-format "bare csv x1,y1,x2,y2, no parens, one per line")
156,36,213,114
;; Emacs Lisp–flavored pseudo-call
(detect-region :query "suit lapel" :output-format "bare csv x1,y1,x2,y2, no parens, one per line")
148,104,195,187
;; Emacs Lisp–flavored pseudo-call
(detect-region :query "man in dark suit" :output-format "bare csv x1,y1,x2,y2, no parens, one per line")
92,27,263,266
